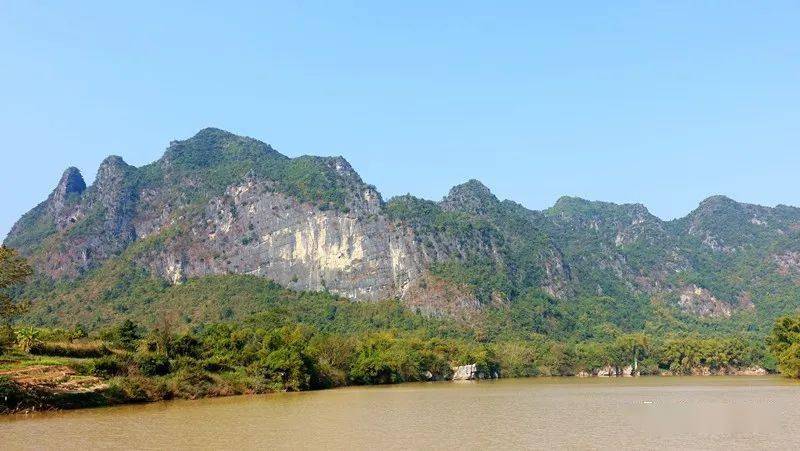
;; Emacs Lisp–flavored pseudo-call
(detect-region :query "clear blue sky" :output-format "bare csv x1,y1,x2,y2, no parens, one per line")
2,1,799,240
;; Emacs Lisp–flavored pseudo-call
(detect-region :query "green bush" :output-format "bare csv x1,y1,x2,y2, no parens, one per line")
92,355,130,378
0,376,25,412
168,357,215,399
0,324,16,351
171,335,201,359
106,376,169,403
29,341,111,358
768,314,800,378
136,353,171,376
349,334,428,384
99,320,142,351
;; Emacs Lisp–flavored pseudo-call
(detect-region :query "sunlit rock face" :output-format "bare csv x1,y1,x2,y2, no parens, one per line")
143,180,426,301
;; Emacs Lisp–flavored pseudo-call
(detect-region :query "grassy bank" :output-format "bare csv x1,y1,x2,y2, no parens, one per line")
0,316,777,414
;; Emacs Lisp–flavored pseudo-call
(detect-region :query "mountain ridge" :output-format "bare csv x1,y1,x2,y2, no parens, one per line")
6,128,800,335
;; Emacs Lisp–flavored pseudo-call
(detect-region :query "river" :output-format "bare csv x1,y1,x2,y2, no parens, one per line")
3,376,800,450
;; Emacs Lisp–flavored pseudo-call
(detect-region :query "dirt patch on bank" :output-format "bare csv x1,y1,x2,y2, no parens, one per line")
0,365,107,393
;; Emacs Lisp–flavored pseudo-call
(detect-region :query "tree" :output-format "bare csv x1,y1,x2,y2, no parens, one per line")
0,246,33,324
102,319,143,350
15,326,40,353
613,333,650,374
768,314,800,378
69,324,88,341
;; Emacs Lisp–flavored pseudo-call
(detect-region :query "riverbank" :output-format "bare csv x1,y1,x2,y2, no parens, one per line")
0,354,776,415
0,320,781,414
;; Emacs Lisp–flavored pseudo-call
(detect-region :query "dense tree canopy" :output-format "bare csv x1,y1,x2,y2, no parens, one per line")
0,246,32,323
768,314,800,378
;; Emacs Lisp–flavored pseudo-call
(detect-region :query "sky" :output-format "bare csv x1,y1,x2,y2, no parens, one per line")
1,1,799,241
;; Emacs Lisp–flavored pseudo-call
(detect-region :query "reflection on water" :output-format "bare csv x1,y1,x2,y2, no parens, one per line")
3,376,800,450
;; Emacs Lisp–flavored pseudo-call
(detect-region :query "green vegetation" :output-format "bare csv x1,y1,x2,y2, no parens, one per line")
1,235,776,411
1,312,770,413
1,204,57,253
0,246,33,351
153,128,352,211
768,314,800,378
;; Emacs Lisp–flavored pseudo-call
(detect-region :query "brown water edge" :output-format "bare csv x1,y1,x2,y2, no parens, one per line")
3,376,800,450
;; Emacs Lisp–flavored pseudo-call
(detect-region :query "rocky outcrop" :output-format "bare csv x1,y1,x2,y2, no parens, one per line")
402,275,482,318
659,366,768,376
47,167,86,219
543,196,691,299
774,251,800,277
92,156,137,238
678,285,732,318
451,364,498,380
595,365,637,377
451,364,478,380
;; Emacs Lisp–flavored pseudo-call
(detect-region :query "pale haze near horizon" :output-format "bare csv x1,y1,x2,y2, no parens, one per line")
1,1,798,241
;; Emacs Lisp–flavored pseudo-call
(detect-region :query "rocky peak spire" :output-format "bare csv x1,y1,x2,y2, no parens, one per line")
58,167,86,195
95,156,132,196
46,167,86,215
93,155,136,237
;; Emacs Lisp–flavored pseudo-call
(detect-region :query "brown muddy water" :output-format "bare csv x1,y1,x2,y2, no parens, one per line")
3,376,800,450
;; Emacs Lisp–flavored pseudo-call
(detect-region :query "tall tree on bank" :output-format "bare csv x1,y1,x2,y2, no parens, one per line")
0,246,33,348
767,314,800,378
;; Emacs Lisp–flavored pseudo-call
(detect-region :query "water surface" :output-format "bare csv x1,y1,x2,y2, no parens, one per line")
3,376,800,450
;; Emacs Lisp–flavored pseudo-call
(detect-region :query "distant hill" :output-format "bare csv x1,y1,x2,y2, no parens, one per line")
7,128,800,335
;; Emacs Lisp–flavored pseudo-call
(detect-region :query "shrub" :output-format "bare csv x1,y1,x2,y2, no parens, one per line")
92,355,130,378
349,334,427,384
171,335,201,359
136,353,172,376
99,319,142,351
0,324,16,351
169,358,214,398
69,325,88,341
256,348,316,391
14,326,41,352
0,376,25,412
106,376,169,403
35,327,73,342
29,341,111,358
201,356,235,373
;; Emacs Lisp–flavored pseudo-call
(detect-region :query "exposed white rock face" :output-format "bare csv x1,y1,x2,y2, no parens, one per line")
659,366,768,376
774,251,800,277
735,366,767,376
450,364,499,380
595,365,636,377
145,181,427,302
452,364,479,381
678,285,732,318
165,257,185,285
596,366,615,377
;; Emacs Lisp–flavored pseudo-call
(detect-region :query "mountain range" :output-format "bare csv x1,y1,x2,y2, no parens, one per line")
6,128,800,335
